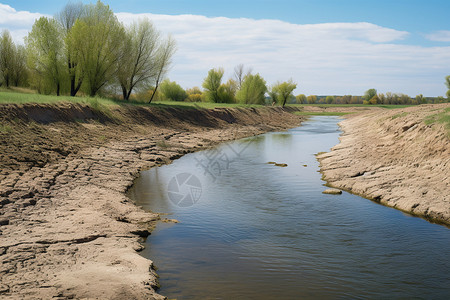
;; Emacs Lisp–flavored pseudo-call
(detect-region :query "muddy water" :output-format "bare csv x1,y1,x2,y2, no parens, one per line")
128,116,450,299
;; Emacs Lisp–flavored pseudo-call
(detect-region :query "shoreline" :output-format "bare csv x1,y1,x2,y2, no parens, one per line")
0,103,303,299
317,103,450,226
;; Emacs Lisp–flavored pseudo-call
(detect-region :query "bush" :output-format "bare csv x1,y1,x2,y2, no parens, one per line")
159,79,187,101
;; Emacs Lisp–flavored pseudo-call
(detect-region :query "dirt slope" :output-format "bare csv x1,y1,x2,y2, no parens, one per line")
318,104,450,225
0,103,302,299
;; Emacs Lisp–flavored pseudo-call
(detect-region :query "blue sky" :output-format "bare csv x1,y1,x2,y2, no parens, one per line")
1,0,450,96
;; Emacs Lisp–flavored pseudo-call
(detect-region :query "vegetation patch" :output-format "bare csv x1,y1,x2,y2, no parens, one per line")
424,107,450,135
391,112,408,119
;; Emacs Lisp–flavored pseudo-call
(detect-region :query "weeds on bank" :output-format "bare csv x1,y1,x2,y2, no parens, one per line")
424,107,450,136
0,124,12,133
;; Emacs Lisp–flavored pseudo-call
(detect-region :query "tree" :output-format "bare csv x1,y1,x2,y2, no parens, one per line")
67,1,125,96
186,86,202,102
306,95,317,104
415,94,426,104
148,36,176,103
235,73,267,104
56,1,84,96
159,79,187,101
11,45,28,87
234,64,252,90
445,75,450,99
202,68,224,102
26,17,66,95
0,30,15,88
117,19,162,100
271,80,297,107
364,88,377,102
296,94,306,104
219,78,238,103
326,95,335,104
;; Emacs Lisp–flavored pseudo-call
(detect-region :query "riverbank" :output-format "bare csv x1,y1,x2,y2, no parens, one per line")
0,103,303,299
318,103,450,225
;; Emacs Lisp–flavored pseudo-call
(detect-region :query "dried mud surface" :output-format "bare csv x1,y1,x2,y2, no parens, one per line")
0,103,303,299
318,104,450,225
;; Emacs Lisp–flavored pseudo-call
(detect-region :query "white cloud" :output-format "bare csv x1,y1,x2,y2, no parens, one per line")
425,30,450,42
0,3,47,44
0,4,45,27
116,13,450,96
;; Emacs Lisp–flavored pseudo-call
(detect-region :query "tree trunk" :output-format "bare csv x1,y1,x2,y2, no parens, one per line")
149,85,158,103
122,85,128,100
56,83,60,96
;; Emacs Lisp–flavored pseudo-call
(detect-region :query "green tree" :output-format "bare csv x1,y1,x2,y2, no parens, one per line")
236,73,267,104
306,95,317,104
159,79,187,101
56,2,84,96
68,1,125,96
271,80,297,107
117,19,165,100
148,36,176,103
415,94,426,104
296,94,306,104
0,30,15,88
202,68,224,102
186,86,202,102
445,75,450,99
219,78,238,103
364,88,377,102
11,45,28,87
326,95,335,104
26,17,66,95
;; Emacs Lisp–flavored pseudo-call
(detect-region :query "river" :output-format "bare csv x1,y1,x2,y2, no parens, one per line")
128,116,450,299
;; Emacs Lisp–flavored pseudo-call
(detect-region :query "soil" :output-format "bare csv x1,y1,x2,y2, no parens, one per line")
318,103,450,226
0,103,303,299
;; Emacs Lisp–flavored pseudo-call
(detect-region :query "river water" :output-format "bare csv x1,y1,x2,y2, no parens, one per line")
128,116,450,299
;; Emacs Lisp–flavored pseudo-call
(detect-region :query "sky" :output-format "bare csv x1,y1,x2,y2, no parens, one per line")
1,0,450,96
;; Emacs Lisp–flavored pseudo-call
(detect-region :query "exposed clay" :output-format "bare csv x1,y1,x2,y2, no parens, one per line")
318,104,450,225
0,103,303,299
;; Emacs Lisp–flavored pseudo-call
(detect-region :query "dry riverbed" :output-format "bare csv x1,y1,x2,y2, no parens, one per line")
318,104,450,225
0,103,302,299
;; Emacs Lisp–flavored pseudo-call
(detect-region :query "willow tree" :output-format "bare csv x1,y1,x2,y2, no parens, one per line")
0,30,15,88
68,1,125,96
202,68,224,103
236,74,267,104
445,75,450,99
117,19,168,100
271,80,297,107
56,2,84,96
26,17,66,95
148,36,176,103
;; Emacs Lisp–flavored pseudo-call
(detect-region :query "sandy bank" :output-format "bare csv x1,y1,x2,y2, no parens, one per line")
0,103,302,299
318,104,450,225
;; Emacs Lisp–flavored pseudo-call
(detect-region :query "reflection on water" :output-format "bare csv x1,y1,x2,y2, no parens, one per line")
128,116,450,299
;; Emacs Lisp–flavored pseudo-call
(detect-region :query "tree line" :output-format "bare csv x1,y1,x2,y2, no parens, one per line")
0,1,175,100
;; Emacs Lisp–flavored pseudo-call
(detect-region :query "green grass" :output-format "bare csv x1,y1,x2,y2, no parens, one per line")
0,124,12,133
0,89,419,111
424,107,450,131
391,112,409,119
294,111,351,116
